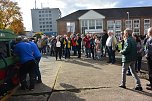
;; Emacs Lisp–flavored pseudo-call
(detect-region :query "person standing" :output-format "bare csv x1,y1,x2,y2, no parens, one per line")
119,29,143,91
55,36,61,60
77,34,82,58
14,37,36,90
29,39,42,83
101,30,108,57
132,34,144,73
90,35,95,59
145,27,152,90
106,31,117,64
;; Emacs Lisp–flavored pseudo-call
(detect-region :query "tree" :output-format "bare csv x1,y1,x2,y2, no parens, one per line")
0,0,25,34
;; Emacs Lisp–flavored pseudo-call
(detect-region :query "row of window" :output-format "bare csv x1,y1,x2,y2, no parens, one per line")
39,21,52,25
40,29,52,32
39,18,52,21
39,14,52,17
40,25,52,28
39,10,51,13
80,19,151,35
107,19,150,35
81,19,103,30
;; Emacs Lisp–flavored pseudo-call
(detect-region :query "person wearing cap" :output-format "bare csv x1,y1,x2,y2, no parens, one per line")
14,36,36,90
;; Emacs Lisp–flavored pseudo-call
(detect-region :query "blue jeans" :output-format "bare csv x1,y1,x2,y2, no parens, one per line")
135,56,142,72
65,48,70,59
107,46,115,63
120,61,141,87
86,47,91,58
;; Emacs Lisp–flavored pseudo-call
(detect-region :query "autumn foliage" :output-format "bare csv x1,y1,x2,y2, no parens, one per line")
0,0,25,34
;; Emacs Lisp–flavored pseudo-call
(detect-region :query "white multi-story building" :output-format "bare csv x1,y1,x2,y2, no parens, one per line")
31,8,61,35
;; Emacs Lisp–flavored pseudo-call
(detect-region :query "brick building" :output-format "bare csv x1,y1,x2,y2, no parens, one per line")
57,6,152,36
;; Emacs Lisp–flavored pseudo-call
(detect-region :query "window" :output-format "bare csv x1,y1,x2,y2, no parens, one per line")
39,18,42,21
49,22,52,24
66,22,75,33
115,20,121,35
39,15,41,17
46,18,48,20
45,10,48,13
144,19,150,35
49,11,51,13
40,26,42,28
125,20,132,29
115,20,121,30
81,20,88,34
43,29,45,31
40,29,43,31
133,29,140,35
107,20,114,31
49,14,52,17
39,11,41,13
50,29,52,31
42,11,44,13
50,25,52,27
133,19,140,28
43,22,45,24
46,29,49,31
133,19,140,35
43,25,45,28
49,18,52,20
46,14,48,17
46,25,49,28
96,19,102,29
89,20,95,29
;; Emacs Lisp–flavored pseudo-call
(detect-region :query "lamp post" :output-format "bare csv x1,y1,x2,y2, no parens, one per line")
126,12,130,28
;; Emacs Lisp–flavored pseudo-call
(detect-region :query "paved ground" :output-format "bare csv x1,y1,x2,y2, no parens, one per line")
9,54,152,101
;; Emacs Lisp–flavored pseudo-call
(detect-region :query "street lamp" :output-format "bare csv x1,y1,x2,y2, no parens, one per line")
126,12,130,28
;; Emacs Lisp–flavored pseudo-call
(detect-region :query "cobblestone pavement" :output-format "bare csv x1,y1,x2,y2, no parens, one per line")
9,55,152,101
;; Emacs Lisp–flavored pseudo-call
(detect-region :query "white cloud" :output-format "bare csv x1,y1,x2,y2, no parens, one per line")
12,0,119,30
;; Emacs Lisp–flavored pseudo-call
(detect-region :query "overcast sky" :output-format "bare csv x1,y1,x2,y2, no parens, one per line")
12,0,152,31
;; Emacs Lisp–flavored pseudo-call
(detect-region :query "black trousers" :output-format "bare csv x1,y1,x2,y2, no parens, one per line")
55,47,62,60
77,47,81,58
20,60,36,88
147,57,152,87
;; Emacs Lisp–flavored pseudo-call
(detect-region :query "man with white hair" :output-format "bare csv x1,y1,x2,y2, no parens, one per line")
145,27,152,90
106,31,117,64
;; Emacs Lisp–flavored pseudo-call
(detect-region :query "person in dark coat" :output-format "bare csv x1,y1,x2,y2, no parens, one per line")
145,27,152,90
119,29,142,91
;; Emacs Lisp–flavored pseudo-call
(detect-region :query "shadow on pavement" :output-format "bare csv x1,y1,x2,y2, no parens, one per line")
64,58,102,70
12,83,53,96
126,88,152,97
60,83,81,93
9,83,53,101
50,83,85,101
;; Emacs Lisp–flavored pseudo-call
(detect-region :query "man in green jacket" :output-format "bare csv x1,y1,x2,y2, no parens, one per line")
119,28,143,91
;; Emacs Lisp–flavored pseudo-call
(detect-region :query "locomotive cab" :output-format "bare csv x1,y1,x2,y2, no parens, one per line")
0,30,19,100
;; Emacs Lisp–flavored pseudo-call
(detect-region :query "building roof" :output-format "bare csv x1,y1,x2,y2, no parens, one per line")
58,6,152,21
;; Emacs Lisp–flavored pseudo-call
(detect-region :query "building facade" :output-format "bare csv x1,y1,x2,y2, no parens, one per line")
31,8,61,35
57,6,152,36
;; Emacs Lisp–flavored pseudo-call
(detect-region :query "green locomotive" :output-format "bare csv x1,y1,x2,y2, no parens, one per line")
0,30,19,100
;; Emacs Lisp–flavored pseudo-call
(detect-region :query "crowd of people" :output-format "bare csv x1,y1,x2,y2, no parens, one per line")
12,27,152,91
